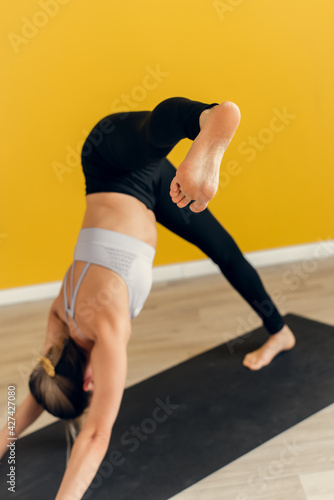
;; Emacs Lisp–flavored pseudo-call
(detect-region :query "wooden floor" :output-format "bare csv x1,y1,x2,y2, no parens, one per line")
1,255,334,499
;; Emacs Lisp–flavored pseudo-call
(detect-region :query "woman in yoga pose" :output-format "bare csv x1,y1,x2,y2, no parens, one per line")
0,96,295,499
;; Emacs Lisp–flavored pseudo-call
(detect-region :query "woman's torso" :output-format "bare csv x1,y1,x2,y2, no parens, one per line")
54,192,157,349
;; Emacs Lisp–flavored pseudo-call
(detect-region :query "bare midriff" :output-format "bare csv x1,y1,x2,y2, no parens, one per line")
81,192,158,249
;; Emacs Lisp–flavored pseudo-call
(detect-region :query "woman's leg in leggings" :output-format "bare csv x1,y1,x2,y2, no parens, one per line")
154,158,286,336
81,97,220,176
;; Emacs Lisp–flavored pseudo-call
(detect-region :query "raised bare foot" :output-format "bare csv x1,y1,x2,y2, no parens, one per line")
170,101,241,212
242,325,296,371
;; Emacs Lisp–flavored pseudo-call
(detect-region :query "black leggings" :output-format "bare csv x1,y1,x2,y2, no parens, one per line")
154,158,285,334
82,97,285,335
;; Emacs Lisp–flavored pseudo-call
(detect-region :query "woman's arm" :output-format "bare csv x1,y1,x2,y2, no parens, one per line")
1,298,66,461
55,323,129,500
55,429,111,500
0,392,44,461
13,393,44,436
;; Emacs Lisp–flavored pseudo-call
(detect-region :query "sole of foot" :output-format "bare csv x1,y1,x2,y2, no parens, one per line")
170,101,241,213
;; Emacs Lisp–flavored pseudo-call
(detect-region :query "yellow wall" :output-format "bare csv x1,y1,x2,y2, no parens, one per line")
1,0,333,289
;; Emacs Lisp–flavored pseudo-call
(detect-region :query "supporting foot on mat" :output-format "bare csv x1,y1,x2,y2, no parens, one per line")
242,324,296,370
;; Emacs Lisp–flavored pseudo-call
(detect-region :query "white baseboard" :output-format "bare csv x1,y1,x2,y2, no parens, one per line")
1,239,333,307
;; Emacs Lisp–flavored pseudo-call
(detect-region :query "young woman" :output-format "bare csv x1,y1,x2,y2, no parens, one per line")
0,96,295,499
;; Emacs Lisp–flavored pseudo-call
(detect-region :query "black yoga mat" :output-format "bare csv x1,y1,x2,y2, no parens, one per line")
1,313,334,500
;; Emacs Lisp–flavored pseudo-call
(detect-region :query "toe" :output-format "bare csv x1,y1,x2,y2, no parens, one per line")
177,195,192,208
242,360,254,370
243,353,263,371
170,177,180,193
172,191,186,203
242,354,254,368
189,200,208,213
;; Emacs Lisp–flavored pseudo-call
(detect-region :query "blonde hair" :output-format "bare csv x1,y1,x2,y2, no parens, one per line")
29,336,92,464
